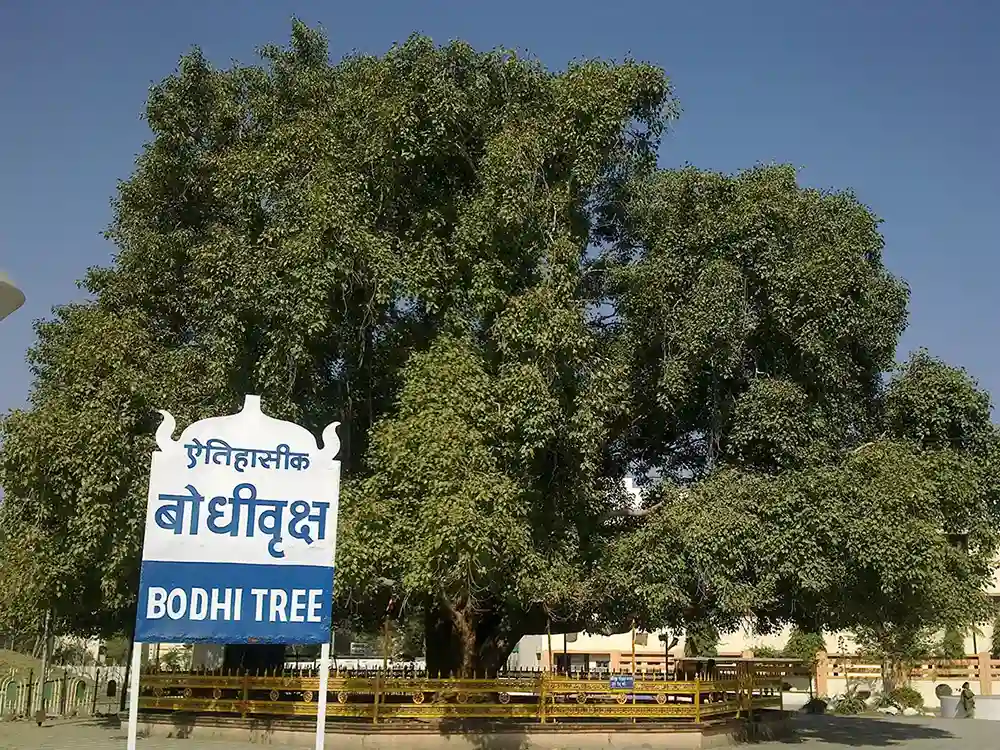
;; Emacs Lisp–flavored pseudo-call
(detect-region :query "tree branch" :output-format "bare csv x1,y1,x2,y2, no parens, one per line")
600,500,666,523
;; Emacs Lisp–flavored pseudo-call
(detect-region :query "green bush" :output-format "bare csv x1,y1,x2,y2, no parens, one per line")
872,685,924,711
936,628,966,660
889,685,923,709
752,645,780,658
784,628,826,664
803,697,828,714
683,621,719,658
830,685,868,715
871,692,894,709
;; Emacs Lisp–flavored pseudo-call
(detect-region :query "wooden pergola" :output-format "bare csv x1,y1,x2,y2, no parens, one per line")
0,270,25,321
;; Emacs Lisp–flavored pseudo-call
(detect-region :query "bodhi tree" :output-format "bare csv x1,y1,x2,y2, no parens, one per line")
2,22,998,677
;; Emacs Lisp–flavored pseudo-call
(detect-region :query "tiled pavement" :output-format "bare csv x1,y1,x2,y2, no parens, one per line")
0,715,994,749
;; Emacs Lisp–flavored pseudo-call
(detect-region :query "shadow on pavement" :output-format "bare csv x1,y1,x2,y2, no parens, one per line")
437,719,530,750
780,715,956,746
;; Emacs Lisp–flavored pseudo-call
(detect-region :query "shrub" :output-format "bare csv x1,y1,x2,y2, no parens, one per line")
683,621,719,657
803,697,828,714
753,645,780,658
830,685,868,715
872,685,924,711
871,692,894,709
784,628,826,664
935,628,966,660
889,685,924,710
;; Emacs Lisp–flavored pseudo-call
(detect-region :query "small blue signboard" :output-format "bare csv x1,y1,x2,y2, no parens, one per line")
610,675,635,690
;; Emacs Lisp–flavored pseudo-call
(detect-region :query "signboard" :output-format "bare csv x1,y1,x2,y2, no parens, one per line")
610,675,635,690
128,396,341,750
133,395,341,644
349,642,372,657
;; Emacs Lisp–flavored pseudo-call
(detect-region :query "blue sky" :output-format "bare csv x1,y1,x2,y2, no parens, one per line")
1,0,997,416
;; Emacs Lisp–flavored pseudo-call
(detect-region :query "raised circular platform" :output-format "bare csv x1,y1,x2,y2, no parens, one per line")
128,710,792,749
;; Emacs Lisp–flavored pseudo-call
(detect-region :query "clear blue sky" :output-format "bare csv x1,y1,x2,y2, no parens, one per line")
1,0,997,416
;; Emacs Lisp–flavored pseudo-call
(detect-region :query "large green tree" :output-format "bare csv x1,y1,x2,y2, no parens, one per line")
2,22,998,676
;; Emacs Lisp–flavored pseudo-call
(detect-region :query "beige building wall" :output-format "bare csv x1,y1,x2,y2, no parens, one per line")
517,620,996,674
515,478,1000,669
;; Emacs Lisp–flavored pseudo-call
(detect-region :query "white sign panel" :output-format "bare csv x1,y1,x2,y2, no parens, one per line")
133,395,341,644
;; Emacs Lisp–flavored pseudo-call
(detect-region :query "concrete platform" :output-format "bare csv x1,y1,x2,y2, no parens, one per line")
5,714,991,749
127,711,792,749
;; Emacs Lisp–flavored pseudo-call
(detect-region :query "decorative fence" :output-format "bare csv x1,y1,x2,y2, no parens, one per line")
1,665,126,719
137,660,804,725
816,653,1000,706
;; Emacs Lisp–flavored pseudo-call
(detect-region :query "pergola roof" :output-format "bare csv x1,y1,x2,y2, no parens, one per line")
0,270,25,321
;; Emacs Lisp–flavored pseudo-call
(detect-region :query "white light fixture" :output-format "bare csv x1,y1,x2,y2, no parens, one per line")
0,271,25,321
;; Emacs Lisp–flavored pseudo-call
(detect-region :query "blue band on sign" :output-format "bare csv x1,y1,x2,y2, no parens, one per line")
134,560,333,644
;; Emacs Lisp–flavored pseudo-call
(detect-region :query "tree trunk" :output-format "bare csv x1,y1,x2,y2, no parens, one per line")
880,655,908,695
880,654,895,694
34,609,52,721
423,602,530,678
424,607,463,677
223,644,287,673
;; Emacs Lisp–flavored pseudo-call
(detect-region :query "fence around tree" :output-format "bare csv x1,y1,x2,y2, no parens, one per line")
136,659,802,725
17,653,1000,721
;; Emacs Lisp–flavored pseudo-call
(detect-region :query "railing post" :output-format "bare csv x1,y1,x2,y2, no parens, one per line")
814,651,828,697
91,668,100,716
60,672,68,716
539,672,547,724
241,671,249,718
979,653,992,696
779,671,784,714
694,676,700,724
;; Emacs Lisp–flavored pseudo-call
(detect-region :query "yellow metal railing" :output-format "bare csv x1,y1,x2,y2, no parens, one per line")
138,664,793,724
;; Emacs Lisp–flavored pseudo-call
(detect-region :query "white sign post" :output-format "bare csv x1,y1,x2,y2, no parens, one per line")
127,395,341,750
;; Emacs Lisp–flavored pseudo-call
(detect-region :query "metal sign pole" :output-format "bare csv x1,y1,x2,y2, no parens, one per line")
315,641,331,750
126,642,143,750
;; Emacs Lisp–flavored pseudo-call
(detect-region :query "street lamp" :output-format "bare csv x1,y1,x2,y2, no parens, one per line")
0,271,25,321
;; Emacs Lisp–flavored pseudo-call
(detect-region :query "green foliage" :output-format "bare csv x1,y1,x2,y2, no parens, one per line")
854,625,935,694
683,621,719,657
872,685,924,711
101,636,130,665
992,612,1000,660
51,641,95,666
752,645,780,658
885,350,996,455
159,648,186,671
936,628,967,660
783,628,826,664
1,21,998,677
803,697,828,714
391,616,426,660
889,685,924,710
830,684,868,715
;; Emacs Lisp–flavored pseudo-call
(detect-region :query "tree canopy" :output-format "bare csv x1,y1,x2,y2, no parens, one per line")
2,22,998,675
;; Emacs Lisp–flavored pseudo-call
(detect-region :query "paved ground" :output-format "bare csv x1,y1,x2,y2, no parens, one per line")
0,715,993,749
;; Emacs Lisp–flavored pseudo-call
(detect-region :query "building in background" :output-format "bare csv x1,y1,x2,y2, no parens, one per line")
0,270,25,321
505,478,1000,671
